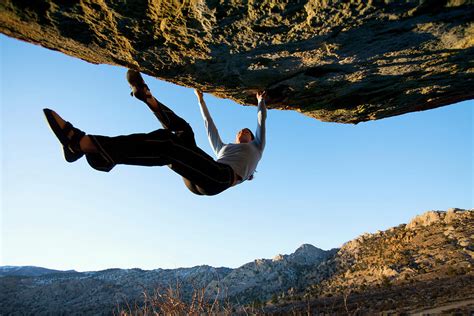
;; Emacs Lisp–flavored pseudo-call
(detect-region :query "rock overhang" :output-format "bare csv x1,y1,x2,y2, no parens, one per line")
1,0,473,123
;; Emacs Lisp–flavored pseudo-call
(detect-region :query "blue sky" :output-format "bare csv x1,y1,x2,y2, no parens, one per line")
1,35,472,271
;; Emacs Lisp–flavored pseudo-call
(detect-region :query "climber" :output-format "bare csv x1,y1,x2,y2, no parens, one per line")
43,70,267,195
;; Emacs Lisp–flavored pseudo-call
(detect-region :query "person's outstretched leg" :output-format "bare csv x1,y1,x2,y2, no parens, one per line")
126,70,196,146
44,109,234,195
45,109,179,170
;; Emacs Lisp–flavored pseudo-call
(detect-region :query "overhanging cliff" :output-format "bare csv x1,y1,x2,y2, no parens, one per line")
1,0,473,123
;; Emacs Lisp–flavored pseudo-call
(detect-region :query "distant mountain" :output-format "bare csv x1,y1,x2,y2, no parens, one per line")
205,244,337,303
1,208,472,315
0,266,76,277
0,265,232,315
288,244,330,265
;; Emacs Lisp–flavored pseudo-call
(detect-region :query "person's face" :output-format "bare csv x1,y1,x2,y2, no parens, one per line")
235,128,253,143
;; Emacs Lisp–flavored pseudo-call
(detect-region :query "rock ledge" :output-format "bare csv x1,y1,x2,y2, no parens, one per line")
1,1,473,123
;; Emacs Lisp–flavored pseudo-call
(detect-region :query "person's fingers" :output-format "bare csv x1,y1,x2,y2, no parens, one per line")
194,89,203,97
256,90,266,100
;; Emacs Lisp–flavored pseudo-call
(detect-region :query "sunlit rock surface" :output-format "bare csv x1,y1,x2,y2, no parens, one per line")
1,0,473,123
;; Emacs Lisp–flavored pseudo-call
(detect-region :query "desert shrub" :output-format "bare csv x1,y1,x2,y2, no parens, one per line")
116,285,233,316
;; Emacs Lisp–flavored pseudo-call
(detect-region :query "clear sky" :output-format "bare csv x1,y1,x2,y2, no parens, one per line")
1,35,472,272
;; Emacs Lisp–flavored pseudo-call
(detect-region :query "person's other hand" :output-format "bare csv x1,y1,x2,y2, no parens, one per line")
194,89,204,99
256,91,267,102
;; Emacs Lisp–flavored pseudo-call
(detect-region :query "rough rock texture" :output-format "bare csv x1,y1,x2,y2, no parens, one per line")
293,208,474,313
1,1,473,123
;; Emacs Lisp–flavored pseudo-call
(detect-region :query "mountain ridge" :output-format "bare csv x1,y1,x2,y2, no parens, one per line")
1,208,472,314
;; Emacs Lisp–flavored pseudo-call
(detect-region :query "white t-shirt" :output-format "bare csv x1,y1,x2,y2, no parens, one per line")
198,98,267,184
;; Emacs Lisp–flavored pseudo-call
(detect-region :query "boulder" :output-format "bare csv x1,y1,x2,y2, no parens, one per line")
406,210,443,229
1,1,473,123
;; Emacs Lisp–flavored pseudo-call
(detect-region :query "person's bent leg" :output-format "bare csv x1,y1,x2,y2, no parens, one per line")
150,98,197,146
127,70,195,144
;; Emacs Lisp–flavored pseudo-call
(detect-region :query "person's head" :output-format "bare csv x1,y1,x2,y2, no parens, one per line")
235,128,254,143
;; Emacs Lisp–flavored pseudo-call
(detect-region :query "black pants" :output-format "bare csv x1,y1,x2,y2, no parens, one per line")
85,99,235,195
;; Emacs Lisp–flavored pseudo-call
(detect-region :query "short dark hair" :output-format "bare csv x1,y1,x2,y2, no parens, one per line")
243,128,255,140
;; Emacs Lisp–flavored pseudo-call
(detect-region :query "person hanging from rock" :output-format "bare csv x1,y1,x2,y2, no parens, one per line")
43,70,267,195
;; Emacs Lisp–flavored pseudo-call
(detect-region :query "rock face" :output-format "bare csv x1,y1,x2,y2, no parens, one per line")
1,1,473,123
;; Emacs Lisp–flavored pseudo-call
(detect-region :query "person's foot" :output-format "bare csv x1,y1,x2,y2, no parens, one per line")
43,109,94,162
45,109,74,138
126,69,153,103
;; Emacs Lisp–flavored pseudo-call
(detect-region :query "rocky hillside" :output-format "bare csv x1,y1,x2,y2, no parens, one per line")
1,1,473,123
0,208,472,314
311,208,473,295
205,244,337,303
271,208,474,314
